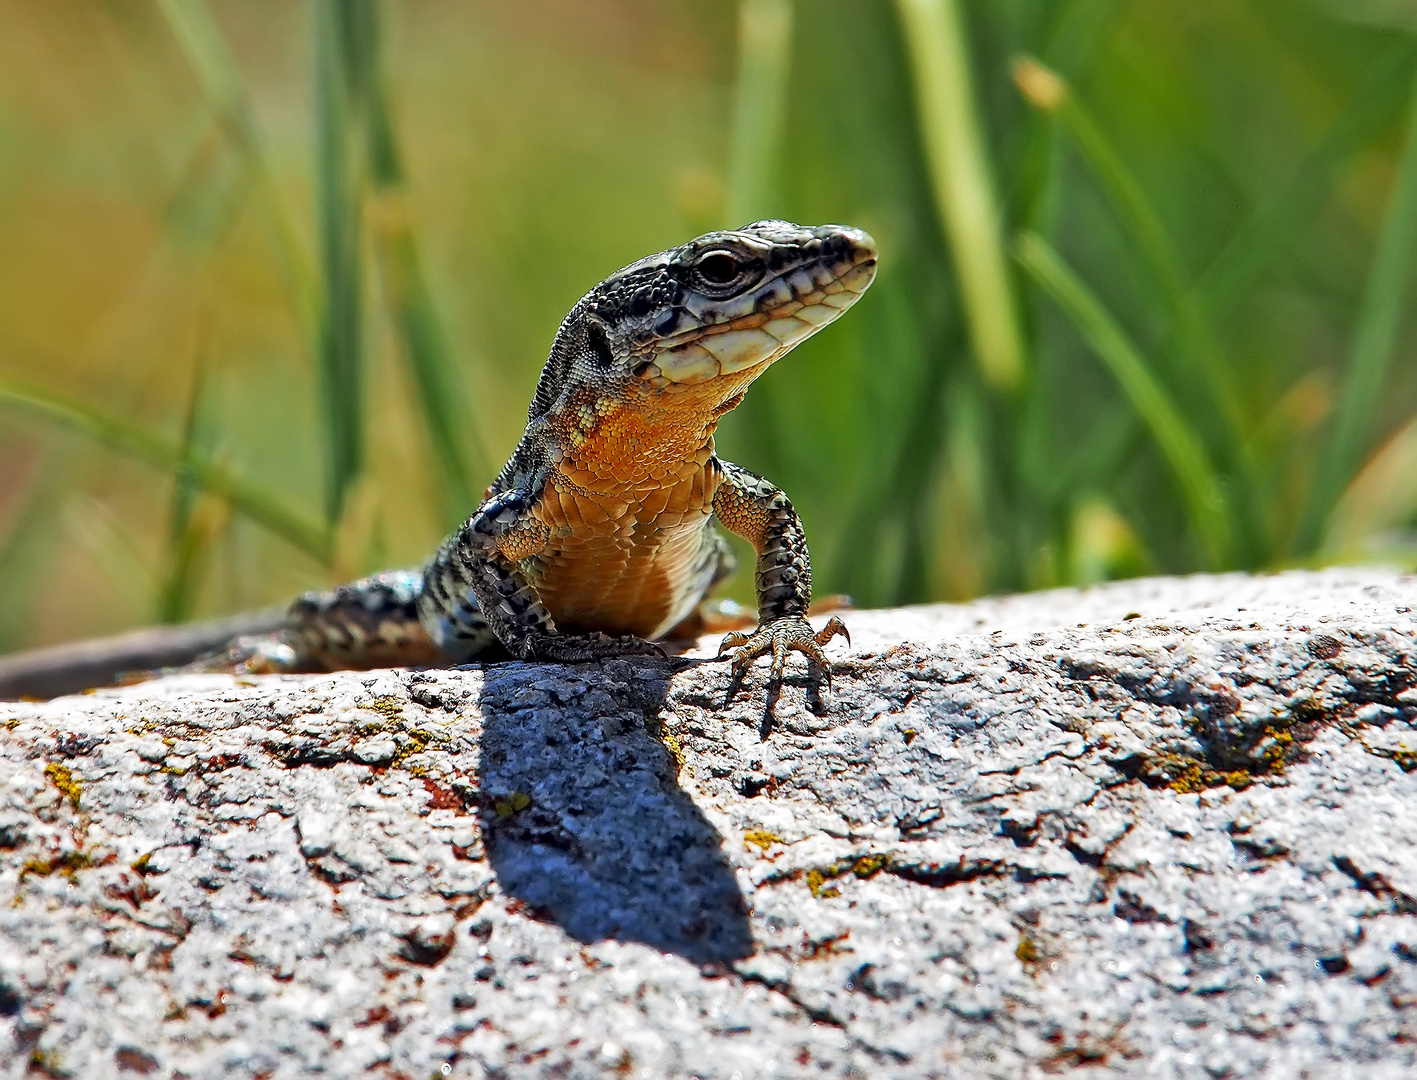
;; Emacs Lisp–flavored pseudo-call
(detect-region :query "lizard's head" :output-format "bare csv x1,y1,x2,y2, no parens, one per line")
531,221,877,433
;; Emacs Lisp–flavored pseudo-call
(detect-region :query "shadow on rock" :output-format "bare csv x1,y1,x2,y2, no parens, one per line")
476,656,752,965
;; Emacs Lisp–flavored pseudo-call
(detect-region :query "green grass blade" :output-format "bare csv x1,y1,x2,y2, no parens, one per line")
1016,232,1231,566
374,226,483,520
0,377,331,564
895,0,1026,391
157,506,224,625
1007,0,1117,233
153,0,316,323
314,0,366,526
359,0,485,522
1014,58,1240,432
1295,70,1417,554
1323,413,1417,556
156,361,219,623
727,0,793,227
1196,41,1417,318
0,453,70,653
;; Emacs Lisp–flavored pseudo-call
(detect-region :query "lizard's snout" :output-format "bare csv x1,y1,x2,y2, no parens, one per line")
830,224,877,266
818,224,877,300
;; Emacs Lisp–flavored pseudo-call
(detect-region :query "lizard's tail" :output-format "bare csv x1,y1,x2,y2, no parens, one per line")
0,610,286,701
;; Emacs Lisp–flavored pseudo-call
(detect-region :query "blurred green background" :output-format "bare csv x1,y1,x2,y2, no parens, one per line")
3,0,1417,654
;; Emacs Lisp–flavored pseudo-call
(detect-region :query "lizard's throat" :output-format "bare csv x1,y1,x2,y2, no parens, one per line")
552,409,722,490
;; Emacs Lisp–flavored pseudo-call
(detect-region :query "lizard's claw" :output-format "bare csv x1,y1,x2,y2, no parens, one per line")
717,615,850,698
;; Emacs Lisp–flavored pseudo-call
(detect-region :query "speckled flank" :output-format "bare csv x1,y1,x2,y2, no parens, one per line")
285,570,445,670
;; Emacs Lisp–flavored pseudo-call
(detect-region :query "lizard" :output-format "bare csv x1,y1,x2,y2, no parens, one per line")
0,220,877,703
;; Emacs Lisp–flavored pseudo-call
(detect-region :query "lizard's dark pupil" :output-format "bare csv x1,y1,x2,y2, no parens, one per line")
697,253,739,285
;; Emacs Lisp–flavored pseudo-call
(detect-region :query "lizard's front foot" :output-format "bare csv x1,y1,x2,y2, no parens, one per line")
519,631,668,663
717,615,850,700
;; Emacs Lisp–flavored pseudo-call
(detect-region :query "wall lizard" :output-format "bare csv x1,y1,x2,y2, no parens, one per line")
0,220,877,702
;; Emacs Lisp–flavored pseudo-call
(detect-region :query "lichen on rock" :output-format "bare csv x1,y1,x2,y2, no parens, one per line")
1,569,1416,1077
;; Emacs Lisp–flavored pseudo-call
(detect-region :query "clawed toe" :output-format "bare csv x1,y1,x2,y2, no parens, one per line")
717,615,852,711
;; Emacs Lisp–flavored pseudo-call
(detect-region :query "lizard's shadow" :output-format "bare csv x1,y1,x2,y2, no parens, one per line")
475,656,752,965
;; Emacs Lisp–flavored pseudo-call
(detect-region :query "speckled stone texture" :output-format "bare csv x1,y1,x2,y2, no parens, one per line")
2,569,1416,1079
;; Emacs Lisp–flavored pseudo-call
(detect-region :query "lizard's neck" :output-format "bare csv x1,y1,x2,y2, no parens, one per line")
546,381,742,494
554,414,719,493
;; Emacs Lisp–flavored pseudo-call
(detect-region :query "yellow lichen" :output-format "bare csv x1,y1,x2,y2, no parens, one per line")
495,791,531,818
369,696,405,720
660,732,686,779
44,762,82,811
1260,727,1294,769
1016,933,1040,965
743,830,785,852
1371,748,1417,772
852,854,887,879
29,1048,65,1075
19,850,93,883
1152,755,1209,794
391,728,433,771
806,869,841,899
1143,749,1270,794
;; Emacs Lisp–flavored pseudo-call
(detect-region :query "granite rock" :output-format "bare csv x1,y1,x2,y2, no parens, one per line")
1,569,1416,1078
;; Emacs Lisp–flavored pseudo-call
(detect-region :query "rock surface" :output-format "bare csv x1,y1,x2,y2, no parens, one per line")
2,569,1417,1078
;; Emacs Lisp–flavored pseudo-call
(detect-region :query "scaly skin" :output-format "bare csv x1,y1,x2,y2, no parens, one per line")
0,221,877,703
294,220,877,700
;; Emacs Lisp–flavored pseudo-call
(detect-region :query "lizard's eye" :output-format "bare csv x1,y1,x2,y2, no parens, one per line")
694,251,742,287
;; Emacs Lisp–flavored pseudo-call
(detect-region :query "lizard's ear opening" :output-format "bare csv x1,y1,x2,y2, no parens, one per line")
631,358,656,379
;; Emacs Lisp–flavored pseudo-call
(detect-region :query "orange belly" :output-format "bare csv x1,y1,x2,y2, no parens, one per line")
521,464,720,639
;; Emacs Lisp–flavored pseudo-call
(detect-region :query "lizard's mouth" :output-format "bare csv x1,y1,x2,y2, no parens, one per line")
638,227,877,387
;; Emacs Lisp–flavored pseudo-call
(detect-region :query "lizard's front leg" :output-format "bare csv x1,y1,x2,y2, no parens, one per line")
711,461,849,695
418,487,662,663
